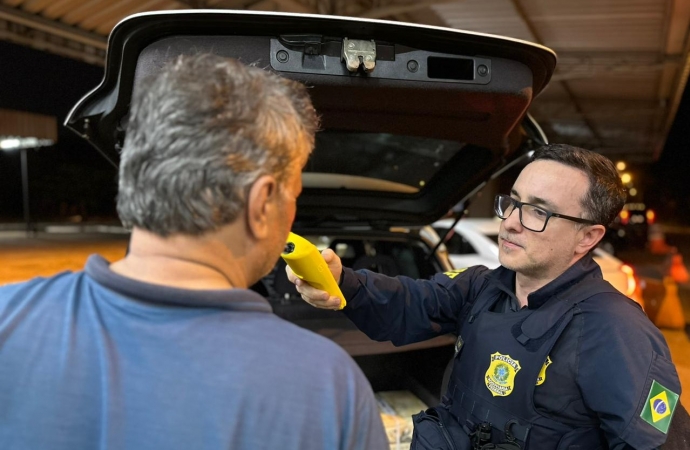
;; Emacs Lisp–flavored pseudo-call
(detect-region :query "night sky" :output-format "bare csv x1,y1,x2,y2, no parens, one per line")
0,40,113,223
1,39,689,225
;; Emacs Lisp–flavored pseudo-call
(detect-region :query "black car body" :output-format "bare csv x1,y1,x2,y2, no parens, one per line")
66,10,556,404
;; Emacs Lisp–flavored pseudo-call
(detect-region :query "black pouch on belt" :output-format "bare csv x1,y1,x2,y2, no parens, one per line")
411,405,472,450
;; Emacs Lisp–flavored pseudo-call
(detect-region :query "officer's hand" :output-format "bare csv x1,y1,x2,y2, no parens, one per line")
285,249,344,310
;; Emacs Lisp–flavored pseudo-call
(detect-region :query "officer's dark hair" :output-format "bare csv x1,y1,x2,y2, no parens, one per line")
530,144,626,227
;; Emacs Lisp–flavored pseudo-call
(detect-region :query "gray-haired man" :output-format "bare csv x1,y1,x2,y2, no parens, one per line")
0,54,388,450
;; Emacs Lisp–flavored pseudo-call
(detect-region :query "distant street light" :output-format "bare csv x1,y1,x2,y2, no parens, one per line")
0,109,57,234
1,137,54,150
616,161,627,171
621,173,632,184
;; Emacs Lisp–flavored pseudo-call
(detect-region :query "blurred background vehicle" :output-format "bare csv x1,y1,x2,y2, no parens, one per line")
433,217,645,308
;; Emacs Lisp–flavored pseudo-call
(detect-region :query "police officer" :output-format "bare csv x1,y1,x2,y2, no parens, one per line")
288,144,683,449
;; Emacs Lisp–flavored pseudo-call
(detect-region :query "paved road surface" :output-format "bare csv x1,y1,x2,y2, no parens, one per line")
0,232,129,284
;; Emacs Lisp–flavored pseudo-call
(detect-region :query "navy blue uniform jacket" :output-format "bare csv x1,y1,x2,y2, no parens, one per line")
340,254,682,449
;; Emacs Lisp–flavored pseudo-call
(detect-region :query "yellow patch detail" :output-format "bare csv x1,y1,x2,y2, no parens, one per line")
535,356,552,386
444,268,468,279
485,352,521,397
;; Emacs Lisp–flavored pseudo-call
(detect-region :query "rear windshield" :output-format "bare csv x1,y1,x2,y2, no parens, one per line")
306,131,465,191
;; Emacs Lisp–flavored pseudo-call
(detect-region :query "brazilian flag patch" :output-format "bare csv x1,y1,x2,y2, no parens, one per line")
640,380,679,434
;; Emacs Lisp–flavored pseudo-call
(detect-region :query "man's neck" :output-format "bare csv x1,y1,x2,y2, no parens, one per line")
514,274,552,308
109,227,251,290
513,255,585,307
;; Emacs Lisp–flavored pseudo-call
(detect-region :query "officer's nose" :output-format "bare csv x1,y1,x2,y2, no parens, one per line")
502,206,523,232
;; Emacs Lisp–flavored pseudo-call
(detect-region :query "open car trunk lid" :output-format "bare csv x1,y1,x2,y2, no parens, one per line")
66,10,556,228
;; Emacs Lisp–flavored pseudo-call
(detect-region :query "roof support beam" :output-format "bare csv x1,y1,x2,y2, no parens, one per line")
0,4,106,65
0,4,106,49
510,0,603,147
244,0,315,13
552,60,675,82
655,0,690,158
358,0,456,19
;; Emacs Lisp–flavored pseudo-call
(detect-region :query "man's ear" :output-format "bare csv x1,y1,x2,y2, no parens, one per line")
576,224,607,255
246,175,278,240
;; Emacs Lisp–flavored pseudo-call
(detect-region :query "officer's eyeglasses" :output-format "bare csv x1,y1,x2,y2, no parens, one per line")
494,194,599,232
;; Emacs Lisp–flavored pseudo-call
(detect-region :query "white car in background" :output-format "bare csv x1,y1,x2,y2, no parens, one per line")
433,217,645,308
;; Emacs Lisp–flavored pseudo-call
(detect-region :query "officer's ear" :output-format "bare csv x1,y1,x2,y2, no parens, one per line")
575,224,606,255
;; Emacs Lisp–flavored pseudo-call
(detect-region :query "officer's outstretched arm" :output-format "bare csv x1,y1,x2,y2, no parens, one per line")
286,249,344,310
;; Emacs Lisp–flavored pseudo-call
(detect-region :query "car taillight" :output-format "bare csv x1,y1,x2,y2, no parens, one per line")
620,264,637,296
646,209,656,224
619,210,630,225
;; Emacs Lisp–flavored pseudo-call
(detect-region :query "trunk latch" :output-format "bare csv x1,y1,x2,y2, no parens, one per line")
342,38,376,73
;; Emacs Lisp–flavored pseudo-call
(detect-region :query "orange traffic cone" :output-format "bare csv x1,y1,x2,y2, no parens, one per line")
669,253,689,284
648,224,674,254
652,277,686,329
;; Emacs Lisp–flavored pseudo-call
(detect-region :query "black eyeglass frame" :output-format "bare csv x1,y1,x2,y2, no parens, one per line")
494,194,600,232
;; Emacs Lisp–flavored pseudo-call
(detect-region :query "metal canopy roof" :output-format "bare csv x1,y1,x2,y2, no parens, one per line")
1,0,689,163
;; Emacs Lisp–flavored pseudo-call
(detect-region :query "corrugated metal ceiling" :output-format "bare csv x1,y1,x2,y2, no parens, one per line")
1,0,689,162
435,0,690,162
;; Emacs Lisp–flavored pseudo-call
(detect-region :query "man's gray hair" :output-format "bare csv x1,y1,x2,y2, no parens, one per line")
116,53,319,236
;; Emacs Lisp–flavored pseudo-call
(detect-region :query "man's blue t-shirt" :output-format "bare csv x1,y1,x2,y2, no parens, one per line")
0,255,387,450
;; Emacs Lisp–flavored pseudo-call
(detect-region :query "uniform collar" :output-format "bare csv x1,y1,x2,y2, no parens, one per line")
85,254,273,313
488,253,603,309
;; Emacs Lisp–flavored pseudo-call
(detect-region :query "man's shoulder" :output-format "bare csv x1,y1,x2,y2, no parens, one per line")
0,270,82,302
256,313,356,362
434,264,503,299
575,287,666,347
577,286,646,318
228,313,373,396
436,264,495,284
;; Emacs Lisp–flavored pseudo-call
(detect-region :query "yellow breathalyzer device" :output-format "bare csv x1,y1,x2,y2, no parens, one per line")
281,232,346,310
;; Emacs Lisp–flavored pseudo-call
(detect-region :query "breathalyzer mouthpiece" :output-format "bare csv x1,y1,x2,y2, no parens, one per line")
283,242,296,254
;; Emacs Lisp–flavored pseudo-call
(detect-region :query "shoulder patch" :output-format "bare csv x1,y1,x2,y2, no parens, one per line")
444,268,468,279
640,380,679,434
536,355,552,386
